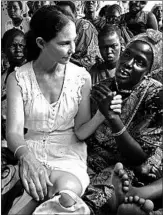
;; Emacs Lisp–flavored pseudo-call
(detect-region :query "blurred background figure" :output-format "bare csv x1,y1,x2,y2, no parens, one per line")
151,3,163,31
1,28,26,142
33,1,50,13
5,1,30,33
121,1,158,36
57,1,101,71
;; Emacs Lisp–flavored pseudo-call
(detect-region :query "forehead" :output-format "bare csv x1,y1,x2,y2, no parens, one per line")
8,1,20,8
126,40,152,56
99,33,120,44
53,21,76,41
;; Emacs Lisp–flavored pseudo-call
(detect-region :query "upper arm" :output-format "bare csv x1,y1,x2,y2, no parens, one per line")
147,12,158,30
6,72,25,137
74,73,92,130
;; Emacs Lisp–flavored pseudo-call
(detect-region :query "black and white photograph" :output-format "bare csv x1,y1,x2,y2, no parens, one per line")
1,1,163,214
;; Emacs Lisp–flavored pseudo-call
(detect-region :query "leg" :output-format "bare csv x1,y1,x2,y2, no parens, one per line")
117,196,154,215
48,170,83,208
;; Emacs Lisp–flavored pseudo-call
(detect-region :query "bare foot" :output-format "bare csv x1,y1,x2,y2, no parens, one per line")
107,163,130,212
117,196,154,215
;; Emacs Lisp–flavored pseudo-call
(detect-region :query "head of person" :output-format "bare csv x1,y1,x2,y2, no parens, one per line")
106,4,122,25
7,1,23,20
151,4,162,22
129,1,147,14
99,5,110,18
2,28,26,66
98,25,122,67
56,1,77,19
115,29,162,91
84,1,99,15
25,5,76,64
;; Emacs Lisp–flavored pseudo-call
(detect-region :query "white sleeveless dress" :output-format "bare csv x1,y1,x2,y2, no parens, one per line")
15,61,91,192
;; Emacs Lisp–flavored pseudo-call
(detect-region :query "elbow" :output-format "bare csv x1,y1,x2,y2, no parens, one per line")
74,129,86,141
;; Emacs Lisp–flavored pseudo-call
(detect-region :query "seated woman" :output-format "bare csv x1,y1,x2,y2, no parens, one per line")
83,29,163,215
5,5,122,215
90,24,122,86
121,1,158,36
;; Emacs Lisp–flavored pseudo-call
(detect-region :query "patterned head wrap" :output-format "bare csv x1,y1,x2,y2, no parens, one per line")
126,29,162,76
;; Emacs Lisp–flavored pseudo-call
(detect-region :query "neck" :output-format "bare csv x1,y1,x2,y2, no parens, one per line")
105,61,117,70
33,55,64,76
86,12,96,20
12,17,23,26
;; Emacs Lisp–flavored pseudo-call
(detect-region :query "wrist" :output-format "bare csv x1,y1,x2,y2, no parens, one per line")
106,113,120,121
15,145,29,160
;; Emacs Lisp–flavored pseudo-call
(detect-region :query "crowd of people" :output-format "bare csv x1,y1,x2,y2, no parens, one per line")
1,1,163,215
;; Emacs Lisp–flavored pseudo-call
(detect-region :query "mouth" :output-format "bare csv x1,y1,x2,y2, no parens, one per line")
118,69,130,78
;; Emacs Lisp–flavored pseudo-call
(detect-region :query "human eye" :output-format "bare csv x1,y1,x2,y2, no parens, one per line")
135,57,145,67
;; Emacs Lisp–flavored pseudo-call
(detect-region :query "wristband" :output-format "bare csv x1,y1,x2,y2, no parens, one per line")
112,126,126,137
14,145,27,158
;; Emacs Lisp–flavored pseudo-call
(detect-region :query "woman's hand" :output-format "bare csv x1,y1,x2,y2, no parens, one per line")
19,151,53,201
91,83,122,119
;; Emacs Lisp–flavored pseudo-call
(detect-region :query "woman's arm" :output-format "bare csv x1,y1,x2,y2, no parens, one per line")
74,74,105,140
91,83,148,165
6,72,52,201
74,76,122,140
6,72,28,157
106,115,148,165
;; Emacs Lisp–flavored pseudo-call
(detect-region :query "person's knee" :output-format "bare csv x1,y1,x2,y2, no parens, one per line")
59,192,76,208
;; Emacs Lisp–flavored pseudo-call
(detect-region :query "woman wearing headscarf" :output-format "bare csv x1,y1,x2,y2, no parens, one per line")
82,29,163,215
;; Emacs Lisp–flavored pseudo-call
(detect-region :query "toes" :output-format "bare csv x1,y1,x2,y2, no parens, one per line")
142,199,154,213
133,195,140,202
114,162,123,174
128,196,133,203
118,169,125,177
123,180,129,186
138,198,146,205
122,174,128,180
122,186,129,192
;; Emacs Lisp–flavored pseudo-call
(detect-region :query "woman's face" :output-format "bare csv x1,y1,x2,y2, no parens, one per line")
42,21,76,65
116,40,153,90
6,34,26,65
129,1,146,13
154,6,162,22
7,1,23,19
99,32,121,66
106,9,121,24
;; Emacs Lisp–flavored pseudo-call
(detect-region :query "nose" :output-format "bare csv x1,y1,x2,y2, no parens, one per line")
106,47,113,54
69,41,75,54
125,58,134,68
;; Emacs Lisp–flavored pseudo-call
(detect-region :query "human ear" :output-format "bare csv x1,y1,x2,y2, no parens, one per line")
36,37,45,49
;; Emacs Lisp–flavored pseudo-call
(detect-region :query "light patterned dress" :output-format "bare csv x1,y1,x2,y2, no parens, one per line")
15,61,91,192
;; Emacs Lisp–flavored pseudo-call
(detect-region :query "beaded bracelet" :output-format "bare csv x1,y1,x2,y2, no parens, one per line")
14,145,27,158
112,126,126,137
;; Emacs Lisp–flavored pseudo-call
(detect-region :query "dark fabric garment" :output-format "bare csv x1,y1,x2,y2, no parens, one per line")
82,77,163,214
121,11,149,36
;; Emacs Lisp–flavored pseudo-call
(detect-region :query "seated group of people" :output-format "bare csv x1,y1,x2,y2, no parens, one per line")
1,1,163,215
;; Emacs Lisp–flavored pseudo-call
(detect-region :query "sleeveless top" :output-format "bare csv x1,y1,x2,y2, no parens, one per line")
15,61,91,166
